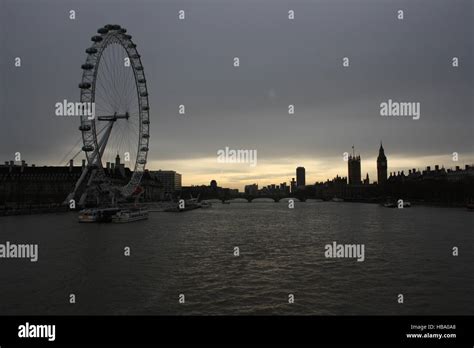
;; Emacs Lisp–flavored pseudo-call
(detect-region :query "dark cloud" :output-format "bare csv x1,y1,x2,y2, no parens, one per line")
1,0,472,172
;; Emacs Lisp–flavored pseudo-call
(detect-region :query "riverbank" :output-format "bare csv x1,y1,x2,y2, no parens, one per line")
0,204,69,216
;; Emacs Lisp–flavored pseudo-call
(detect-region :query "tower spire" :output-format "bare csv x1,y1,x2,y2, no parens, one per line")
377,142,387,185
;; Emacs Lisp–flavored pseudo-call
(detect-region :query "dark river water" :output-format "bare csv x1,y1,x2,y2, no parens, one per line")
0,202,473,315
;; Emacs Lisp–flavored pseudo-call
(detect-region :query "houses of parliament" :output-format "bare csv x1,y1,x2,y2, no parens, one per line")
347,143,387,186
314,143,473,204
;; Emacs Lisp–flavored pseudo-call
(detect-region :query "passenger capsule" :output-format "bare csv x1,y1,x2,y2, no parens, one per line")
135,66,143,71
79,82,91,89
79,125,92,131
138,159,147,165
124,34,132,40
140,146,149,151
81,63,94,70
140,92,148,97
91,35,103,42
132,54,140,59
86,47,98,54
142,106,149,111
104,24,114,30
82,145,94,152
128,43,137,49
97,28,108,34
142,134,149,139
119,28,127,33
138,78,146,84
111,24,121,30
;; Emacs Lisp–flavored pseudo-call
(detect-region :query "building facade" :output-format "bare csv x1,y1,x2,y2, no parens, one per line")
348,154,361,185
149,170,182,195
296,167,306,187
244,183,259,195
0,159,166,206
290,178,296,193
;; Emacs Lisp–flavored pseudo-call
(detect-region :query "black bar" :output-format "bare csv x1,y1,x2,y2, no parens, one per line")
0,316,472,345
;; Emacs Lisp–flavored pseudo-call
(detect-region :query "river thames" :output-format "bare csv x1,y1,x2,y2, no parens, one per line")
0,202,473,315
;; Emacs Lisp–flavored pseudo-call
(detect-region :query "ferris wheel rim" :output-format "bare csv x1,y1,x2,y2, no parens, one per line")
77,24,150,197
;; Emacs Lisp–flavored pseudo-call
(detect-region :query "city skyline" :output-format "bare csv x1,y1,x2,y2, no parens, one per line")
5,143,473,192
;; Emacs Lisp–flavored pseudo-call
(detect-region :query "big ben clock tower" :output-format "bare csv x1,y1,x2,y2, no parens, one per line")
377,143,388,185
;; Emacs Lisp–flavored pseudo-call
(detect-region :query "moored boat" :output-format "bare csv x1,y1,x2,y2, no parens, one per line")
383,201,411,208
164,203,201,212
78,207,121,223
78,209,99,222
164,197,202,212
112,209,148,223
383,202,396,208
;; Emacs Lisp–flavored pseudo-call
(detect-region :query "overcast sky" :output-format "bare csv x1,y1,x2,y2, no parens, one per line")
1,0,472,189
